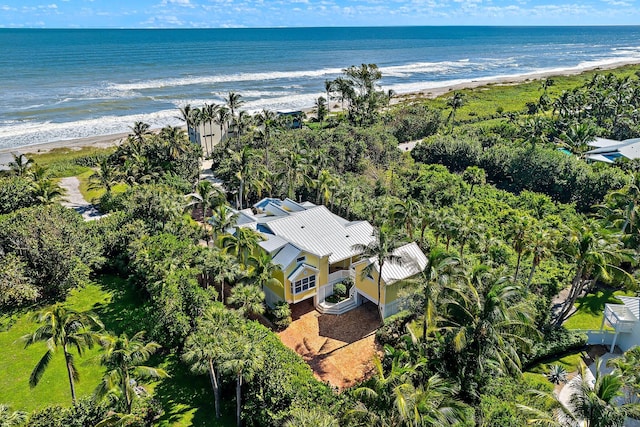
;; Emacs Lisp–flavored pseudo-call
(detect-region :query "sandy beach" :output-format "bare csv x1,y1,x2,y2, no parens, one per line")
1,59,638,169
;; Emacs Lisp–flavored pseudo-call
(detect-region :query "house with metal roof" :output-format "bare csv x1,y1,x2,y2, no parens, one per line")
235,198,427,318
585,137,640,164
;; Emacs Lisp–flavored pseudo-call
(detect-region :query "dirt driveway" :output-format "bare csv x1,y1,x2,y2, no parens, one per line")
278,300,382,390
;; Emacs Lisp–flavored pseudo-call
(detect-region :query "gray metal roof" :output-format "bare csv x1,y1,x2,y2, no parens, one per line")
271,243,302,269
258,234,289,255
372,242,428,285
619,296,640,320
265,205,375,264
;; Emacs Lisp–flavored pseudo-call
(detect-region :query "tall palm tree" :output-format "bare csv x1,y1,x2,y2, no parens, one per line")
277,143,310,200
222,334,265,427
7,153,33,177
21,305,103,402
392,198,421,240
215,107,232,148
324,79,334,114
352,227,406,321
255,109,277,167
225,92,244,118
446,92,465,129
507,215,533,282
228,146,258,209
527,226,556,289
183,304,242,419
605,172,640,234
209,204,239,243
246,250,284,294
314,96,328,128
177,104,197,142
0,404,27,427
94,331,167,415
204,103,220,154
160,126,190,160
315,169,338,206
204,249,241,302
554,220,635,326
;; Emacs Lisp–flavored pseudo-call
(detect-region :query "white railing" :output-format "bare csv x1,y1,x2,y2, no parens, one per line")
584,330,616,346
316,297,357,315
328,269,350,284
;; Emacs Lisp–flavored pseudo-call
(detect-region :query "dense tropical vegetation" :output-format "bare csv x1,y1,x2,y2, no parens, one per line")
3,64,640,426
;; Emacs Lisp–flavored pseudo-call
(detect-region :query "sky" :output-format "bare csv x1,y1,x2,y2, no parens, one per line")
1,0,639,28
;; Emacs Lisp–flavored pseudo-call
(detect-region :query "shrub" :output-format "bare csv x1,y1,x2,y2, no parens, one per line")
523,327,588,368
333,282,347,297
271,301,292,330
376,310,414,347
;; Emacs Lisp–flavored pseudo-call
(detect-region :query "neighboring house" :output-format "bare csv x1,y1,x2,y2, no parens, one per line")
234,198,427,318
188,120,230,158
592,297,640,353
585,137,640,164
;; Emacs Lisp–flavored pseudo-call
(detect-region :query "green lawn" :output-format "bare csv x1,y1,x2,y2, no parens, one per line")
563,289,635,331
76,169,128,203
0,275,234,426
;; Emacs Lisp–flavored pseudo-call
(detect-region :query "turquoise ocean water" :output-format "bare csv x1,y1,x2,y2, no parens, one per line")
2,26,640,149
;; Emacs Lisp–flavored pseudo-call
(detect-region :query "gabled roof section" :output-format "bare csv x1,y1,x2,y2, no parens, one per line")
271,243,302,269
586,138,640,162
371,242,428,285
265,205,375,264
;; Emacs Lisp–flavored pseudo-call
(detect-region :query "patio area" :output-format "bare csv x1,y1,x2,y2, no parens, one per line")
278,299,382,389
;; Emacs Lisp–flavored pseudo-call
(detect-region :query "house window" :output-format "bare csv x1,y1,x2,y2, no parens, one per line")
296,256,306,263
292,275,316,294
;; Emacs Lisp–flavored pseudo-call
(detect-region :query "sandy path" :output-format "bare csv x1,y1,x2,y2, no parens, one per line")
59,177,105,221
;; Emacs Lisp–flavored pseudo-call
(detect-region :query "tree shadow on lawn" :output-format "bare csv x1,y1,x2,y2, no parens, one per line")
91,274,150,337
153,355,235,427
573,288,625,317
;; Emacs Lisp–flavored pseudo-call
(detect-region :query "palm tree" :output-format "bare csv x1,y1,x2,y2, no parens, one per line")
222,226,265,266
32,179,64,205
507,215,533,282
222,334,265,427
392,198,421,240
554,220,635,326
605,172,640,234
228,284,265,317
462,166,486,196
546,364,568,385
129,121,151,145
313,96,328,128
186,180,225,225
183,304,242,419
324,79,334,114
255,109,277,167
21,305,103,402
88,158,121,198
446,92,465,129
442,274,538,394
315,169,338,206
277,143,310,200
570,360,640,427
0,404,27,427
527,226,556,289
7,153,33,177
246,250,284,294
203,249,241,302
204,103,220,154
228,146,258,210
94,331,167,415
160,126,190,160
352,227,406,321
177,104,197,142
209,204,239,243
215,107,232,147
225,92,244,118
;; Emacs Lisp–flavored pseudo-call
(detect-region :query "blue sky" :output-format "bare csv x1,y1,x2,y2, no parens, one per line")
1,0,639,28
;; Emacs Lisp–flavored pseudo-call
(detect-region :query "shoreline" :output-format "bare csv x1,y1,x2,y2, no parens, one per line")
1,59,639,167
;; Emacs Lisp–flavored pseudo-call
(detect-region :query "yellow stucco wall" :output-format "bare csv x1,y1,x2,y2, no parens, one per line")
278,251,329,303
352,261,403,305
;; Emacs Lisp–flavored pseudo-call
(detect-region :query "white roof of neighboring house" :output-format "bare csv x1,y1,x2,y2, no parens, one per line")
619,296,640,321
372,242,428,285
589,137,624,148
586,137,640,163
265,205,375,264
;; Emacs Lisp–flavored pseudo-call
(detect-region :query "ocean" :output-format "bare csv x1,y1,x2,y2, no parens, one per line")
2,26,640,149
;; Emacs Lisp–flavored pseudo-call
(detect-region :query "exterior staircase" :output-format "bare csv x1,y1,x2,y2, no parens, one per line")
316,286,358,315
